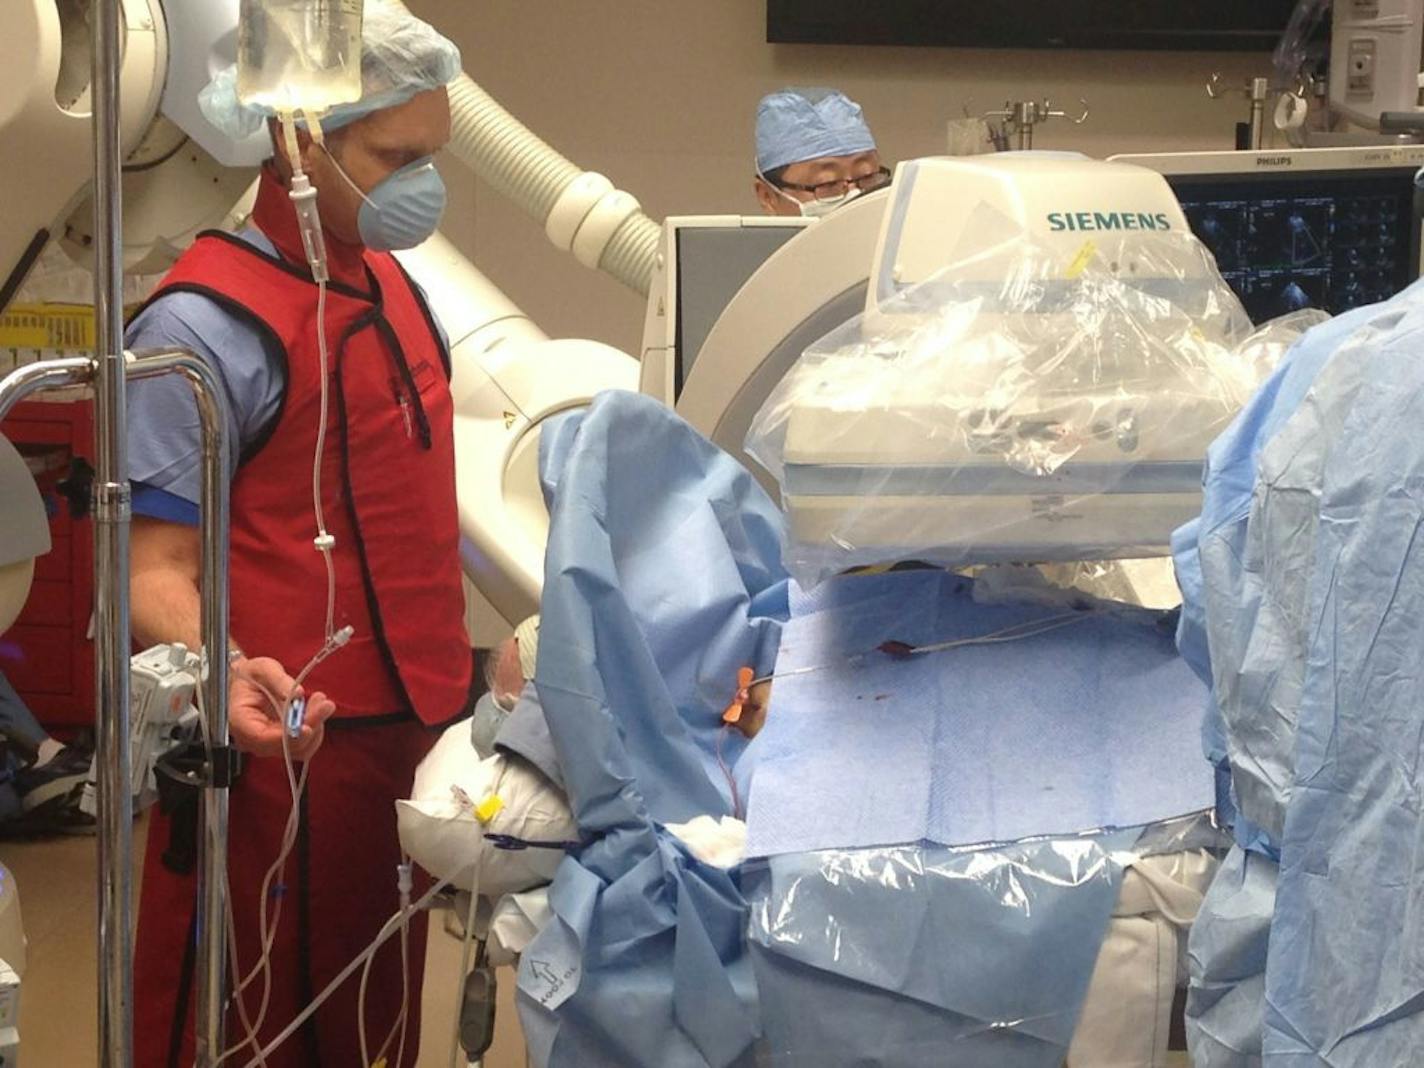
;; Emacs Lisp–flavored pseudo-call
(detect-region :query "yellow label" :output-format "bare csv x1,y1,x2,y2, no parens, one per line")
0,303,101,352
1065,241,1098,280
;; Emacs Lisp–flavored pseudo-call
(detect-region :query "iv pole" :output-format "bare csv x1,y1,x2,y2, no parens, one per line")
0,2,234,1063
90,0,135,1059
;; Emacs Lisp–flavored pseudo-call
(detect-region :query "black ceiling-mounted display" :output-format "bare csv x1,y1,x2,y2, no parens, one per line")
767,0,1301,51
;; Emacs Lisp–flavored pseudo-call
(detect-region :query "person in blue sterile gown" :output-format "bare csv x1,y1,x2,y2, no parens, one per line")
1174,277,1424,1066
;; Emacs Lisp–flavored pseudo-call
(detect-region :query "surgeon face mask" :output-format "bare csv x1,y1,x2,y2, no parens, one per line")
785,186,862,218
759,170,863,219
326,150,447,251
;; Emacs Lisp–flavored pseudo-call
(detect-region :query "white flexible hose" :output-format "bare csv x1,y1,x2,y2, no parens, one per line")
446,72,660,294
388,1,661,295
445,73,581,218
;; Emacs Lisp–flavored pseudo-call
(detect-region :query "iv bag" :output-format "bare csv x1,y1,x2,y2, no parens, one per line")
237,0,363,116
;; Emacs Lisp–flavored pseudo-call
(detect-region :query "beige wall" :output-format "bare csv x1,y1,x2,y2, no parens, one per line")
407,0,1270,355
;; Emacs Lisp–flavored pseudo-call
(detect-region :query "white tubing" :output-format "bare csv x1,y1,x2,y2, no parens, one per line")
387,2,661,295
444,72,581,218
445,72,660,293
544,173,647,269
545,172,615,251
571,189,642,271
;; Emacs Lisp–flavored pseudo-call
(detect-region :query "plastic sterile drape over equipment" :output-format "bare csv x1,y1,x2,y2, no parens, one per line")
746,226,1322,587
1172,278,1424,1065
509,391,1225,1067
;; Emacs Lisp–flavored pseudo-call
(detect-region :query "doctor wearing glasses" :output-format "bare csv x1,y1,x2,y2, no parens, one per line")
753,87,891,218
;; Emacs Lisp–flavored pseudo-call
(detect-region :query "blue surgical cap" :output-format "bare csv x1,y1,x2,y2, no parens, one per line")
755,88,877,174
200,2,462,139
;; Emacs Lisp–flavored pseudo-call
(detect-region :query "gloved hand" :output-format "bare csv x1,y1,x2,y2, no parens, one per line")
229,656,336,761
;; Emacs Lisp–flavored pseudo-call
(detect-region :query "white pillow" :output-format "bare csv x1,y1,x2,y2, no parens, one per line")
396,720,577,898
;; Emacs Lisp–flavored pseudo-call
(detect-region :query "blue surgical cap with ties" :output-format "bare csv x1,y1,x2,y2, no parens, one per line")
755,88,877,174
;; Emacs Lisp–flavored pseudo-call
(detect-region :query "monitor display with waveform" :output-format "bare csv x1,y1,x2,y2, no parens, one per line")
1173,172,1416,321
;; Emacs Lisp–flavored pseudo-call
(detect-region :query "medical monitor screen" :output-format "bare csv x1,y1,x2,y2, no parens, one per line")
675,224,806,395
766,1,1301,51
1166,169,1421,322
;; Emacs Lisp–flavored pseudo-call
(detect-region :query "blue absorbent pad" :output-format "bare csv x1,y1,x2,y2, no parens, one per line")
746,570,1213,857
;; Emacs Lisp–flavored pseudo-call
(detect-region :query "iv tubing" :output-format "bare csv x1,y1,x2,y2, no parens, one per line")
207,102,361,1065
358,858,415,1067
204,628,370,1066
447,886,483,1068
205,647,472,1068
208,112,350,1059
236,872,460,1068
280,110,340,645
201,667,310,1068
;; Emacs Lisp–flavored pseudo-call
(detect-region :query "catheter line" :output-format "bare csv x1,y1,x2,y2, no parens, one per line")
751,610,1095,687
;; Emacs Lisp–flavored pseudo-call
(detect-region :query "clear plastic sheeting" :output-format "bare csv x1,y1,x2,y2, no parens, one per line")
1272,0,1331,91
746,228,1324,586
748,814,1224,1068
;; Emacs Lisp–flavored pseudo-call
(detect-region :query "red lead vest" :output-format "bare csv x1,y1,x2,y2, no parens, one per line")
145,230,472,726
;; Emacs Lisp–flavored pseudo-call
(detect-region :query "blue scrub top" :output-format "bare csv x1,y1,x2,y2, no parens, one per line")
124,229,448,525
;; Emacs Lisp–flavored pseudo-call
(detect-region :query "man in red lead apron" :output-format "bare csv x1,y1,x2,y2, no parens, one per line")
124,10,472,1066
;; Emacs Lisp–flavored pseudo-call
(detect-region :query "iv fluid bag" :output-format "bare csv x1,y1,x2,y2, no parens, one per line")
237,0,363,116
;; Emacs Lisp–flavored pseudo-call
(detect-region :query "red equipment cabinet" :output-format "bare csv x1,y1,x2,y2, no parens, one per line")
0,399,95,738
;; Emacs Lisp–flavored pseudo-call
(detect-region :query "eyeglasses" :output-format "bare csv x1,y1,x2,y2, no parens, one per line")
772,166,893,202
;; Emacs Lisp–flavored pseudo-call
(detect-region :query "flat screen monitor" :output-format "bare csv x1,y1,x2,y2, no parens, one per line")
1112,148,1424,321
674,223,806,394
767,1,1303,51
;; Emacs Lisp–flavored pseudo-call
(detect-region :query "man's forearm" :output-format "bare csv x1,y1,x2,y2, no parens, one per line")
130,517,217,657
130,569,204,653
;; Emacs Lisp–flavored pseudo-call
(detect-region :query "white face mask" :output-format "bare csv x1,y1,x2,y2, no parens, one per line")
778,184,862,219
791,187,854,217
760,166,865,219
